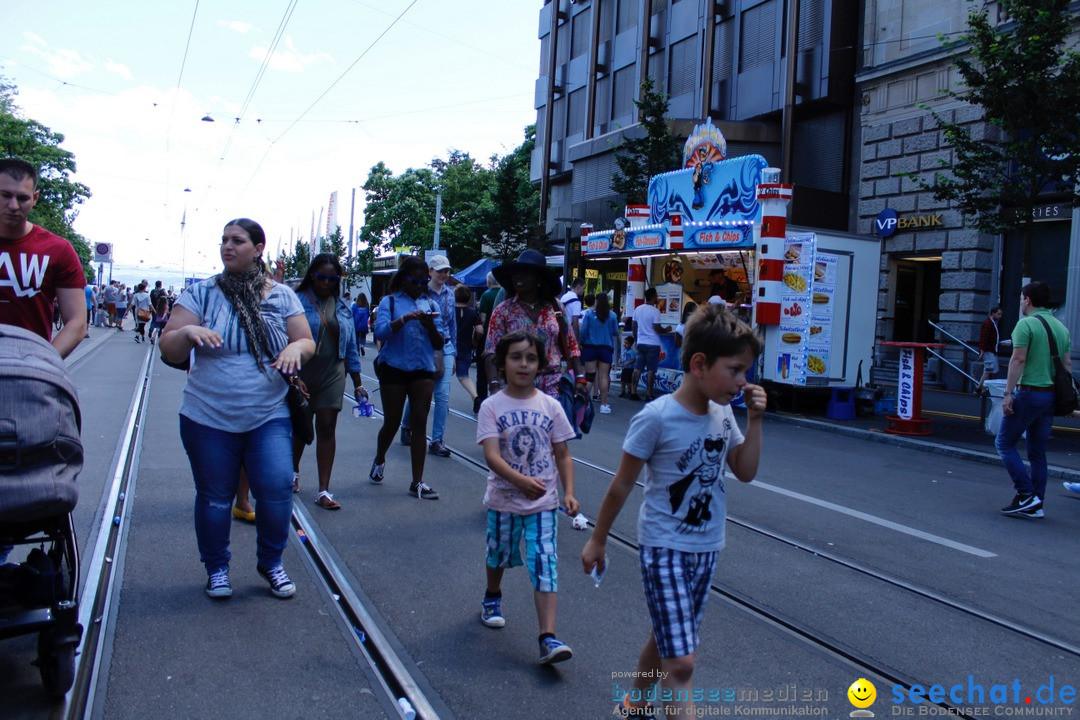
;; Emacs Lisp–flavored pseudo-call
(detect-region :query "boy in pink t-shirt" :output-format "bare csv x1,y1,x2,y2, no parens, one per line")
476,330,579,664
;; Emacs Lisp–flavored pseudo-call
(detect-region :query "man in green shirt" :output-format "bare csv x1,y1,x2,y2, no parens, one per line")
996,281,1072,518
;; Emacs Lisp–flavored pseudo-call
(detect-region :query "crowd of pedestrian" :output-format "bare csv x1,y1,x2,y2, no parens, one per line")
5,150,1080,716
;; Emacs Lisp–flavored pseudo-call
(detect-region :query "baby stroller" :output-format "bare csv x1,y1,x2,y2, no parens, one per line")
0,324,84,697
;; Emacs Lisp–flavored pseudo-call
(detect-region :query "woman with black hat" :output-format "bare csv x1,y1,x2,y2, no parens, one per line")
483,249,583,398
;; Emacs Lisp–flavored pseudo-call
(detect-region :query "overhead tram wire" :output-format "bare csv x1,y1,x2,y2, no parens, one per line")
196,0,300,216
163,0,202,221
238,0,421,194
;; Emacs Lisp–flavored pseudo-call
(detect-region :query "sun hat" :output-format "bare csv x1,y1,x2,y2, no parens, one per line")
492,249,561,299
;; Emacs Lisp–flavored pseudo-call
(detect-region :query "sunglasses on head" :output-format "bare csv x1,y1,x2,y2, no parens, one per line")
405,275,429,286
313,271,341,282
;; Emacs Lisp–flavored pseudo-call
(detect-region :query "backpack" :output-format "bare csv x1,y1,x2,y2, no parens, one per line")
0,324,82,522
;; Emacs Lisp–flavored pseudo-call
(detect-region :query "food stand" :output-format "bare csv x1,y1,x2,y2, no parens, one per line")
579,118,880,395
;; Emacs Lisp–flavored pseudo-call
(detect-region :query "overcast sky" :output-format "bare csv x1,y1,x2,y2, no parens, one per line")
3,1,540,283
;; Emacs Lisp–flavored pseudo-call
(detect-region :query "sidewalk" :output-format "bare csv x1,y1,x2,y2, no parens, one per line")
767,387,1080,481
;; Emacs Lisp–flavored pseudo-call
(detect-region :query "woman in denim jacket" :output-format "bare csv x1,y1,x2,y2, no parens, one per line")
293,253,367,509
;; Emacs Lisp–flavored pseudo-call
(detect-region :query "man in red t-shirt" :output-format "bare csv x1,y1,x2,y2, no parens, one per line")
0,159,87,357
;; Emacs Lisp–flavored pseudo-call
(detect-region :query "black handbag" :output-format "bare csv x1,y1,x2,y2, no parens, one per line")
1034,315,1078,416
286,378,315,445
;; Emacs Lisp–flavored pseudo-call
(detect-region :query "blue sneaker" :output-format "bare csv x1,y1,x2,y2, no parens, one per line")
538,636,573,664
1063,481,1080,494
205,567,232,599
257,564,296,598
480,597,505,628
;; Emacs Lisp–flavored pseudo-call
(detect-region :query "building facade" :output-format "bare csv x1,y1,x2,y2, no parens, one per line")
856,0,1079,382
532,0,1079,385
531,0,858,248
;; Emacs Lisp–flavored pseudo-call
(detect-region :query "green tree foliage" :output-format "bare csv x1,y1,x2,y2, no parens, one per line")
431,150,493,268
912,0,1080,243
610,77,682,207
0,78,94,279
486,125,542,262
357,127,543,269
359,162,438,255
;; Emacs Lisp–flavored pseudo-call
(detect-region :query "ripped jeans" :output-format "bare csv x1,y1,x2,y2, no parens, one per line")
179,415,294,574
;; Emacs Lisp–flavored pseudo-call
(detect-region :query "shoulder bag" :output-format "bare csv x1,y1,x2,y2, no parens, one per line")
286,376,314,445
1034,315,1078,416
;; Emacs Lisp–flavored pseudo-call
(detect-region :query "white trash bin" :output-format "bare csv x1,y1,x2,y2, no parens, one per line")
984,379,1008,434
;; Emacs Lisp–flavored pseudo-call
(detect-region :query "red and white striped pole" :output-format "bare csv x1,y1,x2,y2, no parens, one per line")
753,168,793,326
668,210,683,251
580,223,593,254
626,258,646,317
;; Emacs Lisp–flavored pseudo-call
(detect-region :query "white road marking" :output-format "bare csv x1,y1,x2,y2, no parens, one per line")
747,479,997,558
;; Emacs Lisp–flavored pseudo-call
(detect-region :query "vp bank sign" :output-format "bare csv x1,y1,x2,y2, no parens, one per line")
875,208,943,238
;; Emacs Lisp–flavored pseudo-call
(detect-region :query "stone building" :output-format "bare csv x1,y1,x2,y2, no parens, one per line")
857,1,1079,384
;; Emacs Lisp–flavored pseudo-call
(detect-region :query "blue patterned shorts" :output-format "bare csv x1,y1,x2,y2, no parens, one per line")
640,546,718,658
485,509,559,592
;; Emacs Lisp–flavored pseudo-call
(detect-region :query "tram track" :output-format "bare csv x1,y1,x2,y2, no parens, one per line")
358,399,1080,719
60,360,442,720
440,407,1080,660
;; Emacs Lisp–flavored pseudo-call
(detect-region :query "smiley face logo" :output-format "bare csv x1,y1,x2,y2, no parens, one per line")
848,678,877,709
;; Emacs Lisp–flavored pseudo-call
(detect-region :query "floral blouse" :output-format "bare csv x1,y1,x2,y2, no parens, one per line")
484,297,581,396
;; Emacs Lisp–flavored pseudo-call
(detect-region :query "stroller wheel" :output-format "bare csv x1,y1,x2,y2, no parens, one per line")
36,633,77,697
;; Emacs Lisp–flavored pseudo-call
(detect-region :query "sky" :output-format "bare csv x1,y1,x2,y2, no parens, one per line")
2,1,541,287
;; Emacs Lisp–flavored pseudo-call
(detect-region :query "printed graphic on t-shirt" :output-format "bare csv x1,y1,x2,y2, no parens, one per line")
497,411,557,477
0,251,50,297
668,426,732,534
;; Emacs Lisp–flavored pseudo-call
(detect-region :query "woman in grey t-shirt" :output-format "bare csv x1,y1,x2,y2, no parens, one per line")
159,218,315,600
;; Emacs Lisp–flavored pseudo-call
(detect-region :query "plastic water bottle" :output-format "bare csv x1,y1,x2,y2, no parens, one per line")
354,400,374,418
590,556,607,588
396,697,416,720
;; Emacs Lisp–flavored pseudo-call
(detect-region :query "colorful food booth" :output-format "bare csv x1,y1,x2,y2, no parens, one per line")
580,119,879,395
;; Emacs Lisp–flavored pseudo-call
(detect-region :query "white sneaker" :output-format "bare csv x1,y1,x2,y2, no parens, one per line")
1063,481,1080,494
599,404,612,414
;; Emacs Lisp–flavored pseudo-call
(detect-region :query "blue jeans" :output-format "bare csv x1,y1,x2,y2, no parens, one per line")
179,415,294,574
994,389,1055,499
402,352,454,442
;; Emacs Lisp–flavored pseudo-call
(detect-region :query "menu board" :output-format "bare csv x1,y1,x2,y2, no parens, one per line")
805,253,837,380
655,283,683,326
772,234,838,384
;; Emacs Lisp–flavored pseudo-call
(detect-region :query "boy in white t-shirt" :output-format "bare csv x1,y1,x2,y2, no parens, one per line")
583,304,766,717
477,330,580,664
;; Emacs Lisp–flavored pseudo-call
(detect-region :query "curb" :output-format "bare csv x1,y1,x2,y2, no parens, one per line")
766,411,1080,482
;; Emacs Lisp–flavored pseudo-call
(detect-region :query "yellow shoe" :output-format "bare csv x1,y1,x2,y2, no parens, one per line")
232,505,255,523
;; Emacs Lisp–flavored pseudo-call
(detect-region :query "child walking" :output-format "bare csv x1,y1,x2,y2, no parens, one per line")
477,330,580,664
582,304,766,717
619,336,638,398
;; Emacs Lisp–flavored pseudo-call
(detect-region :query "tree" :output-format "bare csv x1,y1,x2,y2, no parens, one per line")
0,78,94,280
431,150,493,268
359,162,438,254
486,125,542,261
911,0,1080,246
610,77,682,207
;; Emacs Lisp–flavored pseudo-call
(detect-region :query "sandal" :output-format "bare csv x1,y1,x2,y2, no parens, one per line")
292,472,300,494
315,490,341,510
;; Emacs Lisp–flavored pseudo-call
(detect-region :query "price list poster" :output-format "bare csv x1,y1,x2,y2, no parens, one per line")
777,234,816,384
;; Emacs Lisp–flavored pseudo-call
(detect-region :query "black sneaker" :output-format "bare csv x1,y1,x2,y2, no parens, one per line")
1001,494,1040,515
257,564,296,598
428,439,451,457
409,481,439,500
205,567,232,599
369,459,384,485
1019,503,1045,519
400,427,411,446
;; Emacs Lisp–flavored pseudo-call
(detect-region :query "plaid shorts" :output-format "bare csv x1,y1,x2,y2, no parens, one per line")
639,546,719,658
485,509,559,593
